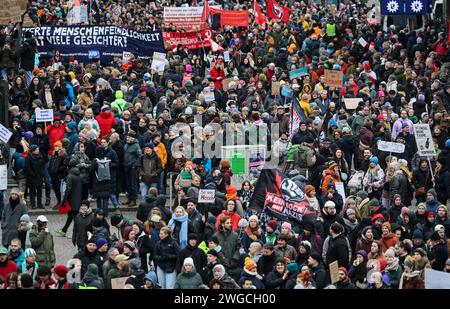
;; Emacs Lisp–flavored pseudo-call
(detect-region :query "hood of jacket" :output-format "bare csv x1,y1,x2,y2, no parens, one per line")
115,90,124,99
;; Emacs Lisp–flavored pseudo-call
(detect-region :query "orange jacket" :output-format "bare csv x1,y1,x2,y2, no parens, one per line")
215,210,241,232
321,168,341,194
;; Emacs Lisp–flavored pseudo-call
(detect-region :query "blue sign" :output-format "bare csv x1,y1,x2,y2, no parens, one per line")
381,0,404,15
24,26,165,62
405,0,429,14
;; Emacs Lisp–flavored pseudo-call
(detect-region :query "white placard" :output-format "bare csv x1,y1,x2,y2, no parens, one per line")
358,37,368,48
198,189,215,204
223,51,230,62
377,140,405,154
122,51,133,61
413,124,436,157
35,108,54,123
0,165,7,190
335,182,346,201
151,52,166,73
424,268,450,289
204,92,215,103
0,124,12,144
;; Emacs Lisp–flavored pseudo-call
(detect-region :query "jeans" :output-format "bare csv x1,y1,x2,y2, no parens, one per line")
124,166,137,201
43,162,52,199
156,266,176,289
139,182,158,201
110,193,119,208
158,172,165,194
97,197,109,216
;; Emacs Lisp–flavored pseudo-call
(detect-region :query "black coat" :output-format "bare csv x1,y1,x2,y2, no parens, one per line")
24,152,45,186
90,146,118,198
19,39,36,71
29,133,50,162
154,236,180,273
176,244,207,274
73,248,103,278
310,263,329,289
428,242,448,271
325,233,350,269
257,252,279,277
136,195,171,223
62,167,83,211
73,211,94,248
48,153,67,180
264,270,287,289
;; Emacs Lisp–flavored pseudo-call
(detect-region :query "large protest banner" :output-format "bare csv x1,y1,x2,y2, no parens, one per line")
163,6,219,30
163,28,212,50
249,169,313,224
24,26,165,62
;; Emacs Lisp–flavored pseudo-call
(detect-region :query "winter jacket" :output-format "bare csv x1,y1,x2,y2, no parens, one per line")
96,111,117,138
137,152,163,183
9,86,30,111
123,140,141,167
264,270,288,289
174,268,204,289
29,133,50,162
73,248,103,278
310,262,329,289
1,199,28,247
325,233,350,269
0,47,16,70
215,210,241,232
154,236,180,273
25,152,45,186
45,123,66,155
68,152,91,184
380,234,399,254
30,225,56,267
72,210,94,248
18,39,36,71
111,90,127,115
238,270,265,289
428,241,448,271
390,171,409,205
213,229,239,264
257,252,281,277
62,167,83,211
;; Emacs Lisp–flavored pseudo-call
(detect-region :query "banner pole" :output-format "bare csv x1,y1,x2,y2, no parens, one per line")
428,157,435,184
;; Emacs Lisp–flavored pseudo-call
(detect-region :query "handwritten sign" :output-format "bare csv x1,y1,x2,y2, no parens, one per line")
329,260,339,284
222,78,234,92
204,92,215,103
324,69,343,88
35,108,54,123
151,52,166,73
271,82,281,95
414,124,436,157
358,37,368,48
377,140,405,154
198,189,215,203
223,51,231,62
111,276,130,289
343,98,362,110
0,124,12,144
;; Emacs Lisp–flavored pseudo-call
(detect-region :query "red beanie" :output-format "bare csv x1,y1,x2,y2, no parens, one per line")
54,265,69,278
364,64,371,71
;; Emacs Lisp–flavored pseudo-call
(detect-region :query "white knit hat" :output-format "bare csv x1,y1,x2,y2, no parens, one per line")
183,257,194,266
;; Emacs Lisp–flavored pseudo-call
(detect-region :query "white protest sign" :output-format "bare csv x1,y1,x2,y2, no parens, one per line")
122,51,133,61
35,108,54,123
413,124,436,157
335,182,346,201
151,52,166,73
0,165,7,190
424,268,450,289
377,140,405,154
0,124,12,144
343,98,362,110
223,51,230,62
198,189,215,204
358,37,368,48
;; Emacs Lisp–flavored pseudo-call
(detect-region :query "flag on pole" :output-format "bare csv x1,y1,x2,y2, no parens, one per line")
381,0,405,15
209,37,224,52
267,0,291,23
253,0,267,25
405,0,429,14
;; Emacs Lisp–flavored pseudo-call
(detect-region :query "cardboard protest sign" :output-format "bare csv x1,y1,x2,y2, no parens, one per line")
324,69,343,88
329,261,339,284
111,277,130,289
222,78,234,92
271,82,281,95
413,124,436,157
0,165,7,190
343,98,362,110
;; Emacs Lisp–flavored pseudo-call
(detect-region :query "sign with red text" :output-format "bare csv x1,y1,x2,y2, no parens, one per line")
198,189,215,203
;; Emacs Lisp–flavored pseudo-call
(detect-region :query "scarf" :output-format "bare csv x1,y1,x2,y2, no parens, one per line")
168,213,189,250
245,225,261,239
9,197,19,210
385,257,400,272
80,208,92,218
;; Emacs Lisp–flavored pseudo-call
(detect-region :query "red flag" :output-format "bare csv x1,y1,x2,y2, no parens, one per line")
253,0,267,25
201,0,210,22
267,0,291,23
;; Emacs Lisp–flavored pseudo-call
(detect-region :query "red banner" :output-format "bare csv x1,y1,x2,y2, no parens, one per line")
267,0,291,23
209,8,249,27
253,0,267,26
163,29,212,50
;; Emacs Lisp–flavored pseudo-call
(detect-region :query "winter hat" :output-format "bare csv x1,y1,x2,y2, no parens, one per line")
446,258,450,266
346,208,356,216
281,222,292,231
96,238,108,248
183,257,194,267
206,216,216,225
309,253,322,263
29,144,38,153
370,156,379,165
412,229,423,240
445,139,450,149
299,240,312,250
0,247,8,254
356,250,368,261
10,187,20,196
248,215,259,223
384,248,396,259
20,214,31,223
304,185,316,195
54,265,69,278
401,207,409,216
357,191,369,199
24,248,36,257
244,257,257,272
124,241,136,251
367,198,380,208
238,218,249,228
434,224,444,232
427,210,435,218
427,188,436,197
324,201,336,208
66,121,77,131
266,220,278,231
414,248,427,257
110,214,123,226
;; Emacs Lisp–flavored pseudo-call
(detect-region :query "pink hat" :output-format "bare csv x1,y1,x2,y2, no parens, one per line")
185,64,192,72
401,207,409,216
281,222,292,231
377,114,385,120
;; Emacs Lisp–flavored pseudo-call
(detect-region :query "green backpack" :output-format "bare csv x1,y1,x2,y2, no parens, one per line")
286,144,301,162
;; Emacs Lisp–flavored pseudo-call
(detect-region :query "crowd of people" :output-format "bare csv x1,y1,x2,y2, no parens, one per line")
0,0,450,289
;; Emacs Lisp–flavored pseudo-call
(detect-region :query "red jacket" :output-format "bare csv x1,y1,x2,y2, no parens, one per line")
215,210,241,232
0,260,18,287
209,67,225,91
96,111,117,138
45,123,66,155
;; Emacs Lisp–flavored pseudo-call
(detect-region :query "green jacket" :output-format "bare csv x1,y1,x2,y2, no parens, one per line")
174,269,203,289
111,90,127,115
29,225,56,268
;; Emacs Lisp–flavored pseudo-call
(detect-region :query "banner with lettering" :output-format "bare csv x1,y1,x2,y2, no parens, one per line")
163,28,212,50
24,26,165,62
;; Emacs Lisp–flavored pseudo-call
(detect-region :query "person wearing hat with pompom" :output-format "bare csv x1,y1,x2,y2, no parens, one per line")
238,257,265,289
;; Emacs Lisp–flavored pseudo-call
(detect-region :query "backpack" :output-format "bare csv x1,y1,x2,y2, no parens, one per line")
286,144,300,162
294,145,315,169
95,158,111,182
